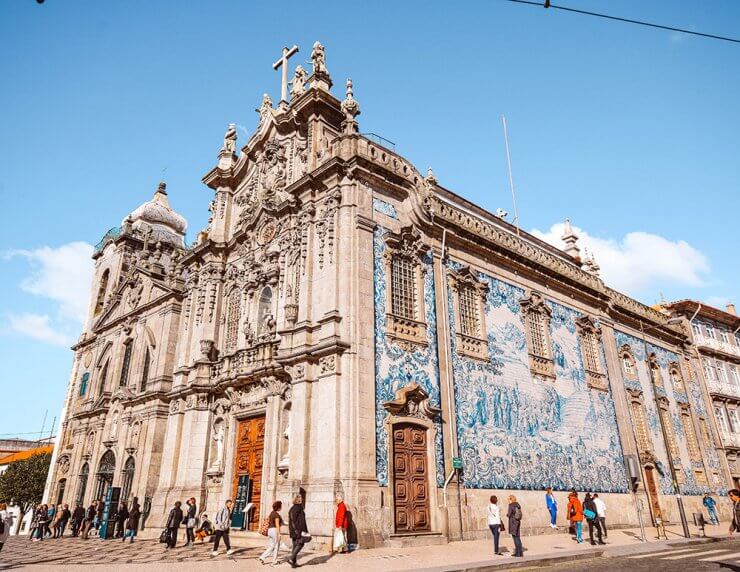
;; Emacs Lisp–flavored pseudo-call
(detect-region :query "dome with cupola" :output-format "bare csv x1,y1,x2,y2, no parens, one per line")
124,182,188,247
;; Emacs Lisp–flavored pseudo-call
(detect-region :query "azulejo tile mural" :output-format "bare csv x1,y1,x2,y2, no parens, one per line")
448,263,629,493
372,197,398,220
373,227,445,487
613,331,723,495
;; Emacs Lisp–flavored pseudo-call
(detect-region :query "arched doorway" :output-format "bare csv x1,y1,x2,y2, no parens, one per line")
77,462,90,505
392,423,431,533
94,450,116,501
121,456,135,502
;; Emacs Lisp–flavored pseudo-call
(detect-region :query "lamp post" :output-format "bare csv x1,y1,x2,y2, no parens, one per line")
639,318,691,539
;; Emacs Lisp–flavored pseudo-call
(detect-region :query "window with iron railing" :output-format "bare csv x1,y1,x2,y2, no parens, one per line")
681,411,702,462
458,285,479,338
631,400,652,453
119,342,133,387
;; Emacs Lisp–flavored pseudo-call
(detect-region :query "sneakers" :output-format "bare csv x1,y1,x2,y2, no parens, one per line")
211,551,219,556
226,549,234,555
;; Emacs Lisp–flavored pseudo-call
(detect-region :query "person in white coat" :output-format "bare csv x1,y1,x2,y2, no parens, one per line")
0,502,15,552
487,495,504,556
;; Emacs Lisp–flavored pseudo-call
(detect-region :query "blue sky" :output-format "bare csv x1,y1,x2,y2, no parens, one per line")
1,0,738,436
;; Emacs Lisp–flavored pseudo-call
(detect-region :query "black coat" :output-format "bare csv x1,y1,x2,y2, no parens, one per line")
507,502,522,536
127,505,141,532
117,507,129,524
72,507,85,523
167,507,183,529
288,504,308,540
85,505,96,522
59,509,71,523
583,498,598,521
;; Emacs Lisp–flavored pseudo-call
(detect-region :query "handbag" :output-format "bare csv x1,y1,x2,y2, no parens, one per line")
259,516,270,536
332,527,347,552
187,517,196,528
300,531,312,543
583,509,596,521
159,529,169,544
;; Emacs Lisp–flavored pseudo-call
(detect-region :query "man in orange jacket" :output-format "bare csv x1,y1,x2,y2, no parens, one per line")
566,491,584,544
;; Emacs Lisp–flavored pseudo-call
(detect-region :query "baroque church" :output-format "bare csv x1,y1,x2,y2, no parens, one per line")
45,42,731,546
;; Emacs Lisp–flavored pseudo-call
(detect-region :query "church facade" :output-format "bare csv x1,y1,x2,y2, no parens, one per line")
45,43,731,546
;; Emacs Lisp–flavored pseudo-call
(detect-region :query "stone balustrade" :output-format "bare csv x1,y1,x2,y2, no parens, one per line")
695,334,740,358
706,378,740,399
210,340,278,383
720,432,740,449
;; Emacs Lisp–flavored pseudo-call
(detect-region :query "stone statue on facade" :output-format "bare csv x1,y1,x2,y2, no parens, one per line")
310,41,328,75
290,65,308,99
212,419,225,469
222,123,237,155
256,93,273,128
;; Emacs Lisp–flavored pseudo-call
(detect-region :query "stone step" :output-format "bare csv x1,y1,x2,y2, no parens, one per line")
386,531,448,548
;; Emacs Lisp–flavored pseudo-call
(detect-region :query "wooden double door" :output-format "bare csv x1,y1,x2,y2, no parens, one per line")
232,415,265,531
393,423,431,533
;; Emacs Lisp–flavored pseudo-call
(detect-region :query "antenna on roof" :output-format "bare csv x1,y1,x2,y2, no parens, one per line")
501,115,521,237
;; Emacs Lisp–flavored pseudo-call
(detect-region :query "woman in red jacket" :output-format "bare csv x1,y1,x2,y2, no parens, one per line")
332,494,349,554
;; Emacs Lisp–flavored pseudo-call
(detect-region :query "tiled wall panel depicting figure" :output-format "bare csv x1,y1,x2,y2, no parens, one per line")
613,331,721,495
449,263,628,493
373,227,445,487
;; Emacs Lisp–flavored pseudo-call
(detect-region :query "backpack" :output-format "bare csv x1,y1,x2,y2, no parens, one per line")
259,516,270,536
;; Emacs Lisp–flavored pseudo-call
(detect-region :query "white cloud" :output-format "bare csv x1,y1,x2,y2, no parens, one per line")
531,223,710,297
8,242,94,323
705,295,732,309
7,313,71,347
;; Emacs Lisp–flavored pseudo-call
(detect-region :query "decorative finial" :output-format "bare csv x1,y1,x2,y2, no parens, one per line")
425,167,437,186
221,123,237,155
156,181,167,195
561,217,580,260
290,65,308,99
340,78,361,134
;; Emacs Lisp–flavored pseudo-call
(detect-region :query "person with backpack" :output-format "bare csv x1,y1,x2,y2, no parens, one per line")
545,487,558,529
566,491,584,543
259,500,284,565
124,498,141,543
211,499,235,556
583,493,605,546
506,495,524,558
487,495,504,556
184,498,197,548
164,500,183,550
288,494,310,568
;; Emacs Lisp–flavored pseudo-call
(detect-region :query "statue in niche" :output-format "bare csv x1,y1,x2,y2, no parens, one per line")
311,41,328,75
260,141,287,204
222,123,237,154
212,419,225,469
290,65,308,99
110,411,119,440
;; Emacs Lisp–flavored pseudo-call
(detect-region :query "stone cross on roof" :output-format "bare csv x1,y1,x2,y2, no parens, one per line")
273,45,299,104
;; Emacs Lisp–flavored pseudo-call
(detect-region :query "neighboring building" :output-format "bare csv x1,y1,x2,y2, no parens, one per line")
0,444,54,535
666,300,740,489
44,43,728,547
0,437,53,458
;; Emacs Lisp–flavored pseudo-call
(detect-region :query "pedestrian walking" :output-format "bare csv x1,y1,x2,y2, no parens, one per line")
332,493,349,554
45,504,55,538
211,499,235,556
506,495,524,558
71,502,85,537
81,501,96,540
545,487,558,529
184,497,197,548
583,493,605,546
94,499,104,534
728,489,740,535
0,502,14,553
164,501,183,549
703,493,719,525
54,504,71,538
115,502,129,539
124,498,140,543
28,504,40,541
566,491,584,543
33,504,49,541
259,500,285,565
487,495,504,556
288,494,310,568
194,514,213,542
593,494,607,538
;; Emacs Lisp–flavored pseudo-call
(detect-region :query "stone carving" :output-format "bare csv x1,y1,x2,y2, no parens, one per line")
290,65,308,99
170,399,181,414
222,123,237,155
212,418,225,469
256,93,273,128
319,355,336,375
264,376,289,398
58,455,71,475
200,339,216,361
340,78,360,134
259,141,287,204
109,410,120,440
382,382,441,420
310,41,328,75
128,422,141,449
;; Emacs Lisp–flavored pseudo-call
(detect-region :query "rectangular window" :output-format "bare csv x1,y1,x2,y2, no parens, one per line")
79,372,90,396
692,322,703,337
119,342,133,387
730,409,740,434
458,285,479,337
715,406,731,435
731,366,740,386
391,257,416,320
705,323,716,339
736,333,740,347
527,312,549,358
720,329,731,344
681,411,702,462
717,361,729,383
623,355,636,376
659,407,680,460
582,331,601,374
140,349,150,392
703,359,716,381
631,401,651,453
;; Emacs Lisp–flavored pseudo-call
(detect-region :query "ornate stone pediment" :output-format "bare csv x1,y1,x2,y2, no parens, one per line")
382,382,441,420
110,386,136,404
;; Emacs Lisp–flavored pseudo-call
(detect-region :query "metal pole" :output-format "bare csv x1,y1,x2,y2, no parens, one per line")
456,468,463,541
640,320,691,538
501,115,521,236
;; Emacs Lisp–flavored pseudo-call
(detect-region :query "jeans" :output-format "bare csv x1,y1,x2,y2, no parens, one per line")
598,516,607,536
166,527,178,548
186,527,195,544
549,508,557,526
708,507,719,525
488,524,500,553
512,533,523,556
260,528,280,563
213,529,231,551
587,519,603,543
290,537,306,563
81,520,93,540
574,521,583,542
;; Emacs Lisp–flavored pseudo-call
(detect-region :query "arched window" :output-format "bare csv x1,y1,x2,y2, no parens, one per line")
257,287,273,334
76,462,90,505
94,269,110,316
94,450,116,501
56,479,67,506
576,315,606,390
649,354,664,388
119,341,133,387
98,360,110,397
620,346,638,379
669,363,685,392
140,349,150,392
121,456,135,502
225,289,241,351
79,372,90,397
520,291,554,379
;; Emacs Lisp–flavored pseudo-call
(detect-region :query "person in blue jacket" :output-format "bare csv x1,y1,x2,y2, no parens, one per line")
703,493,719,525
545,487,558,529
